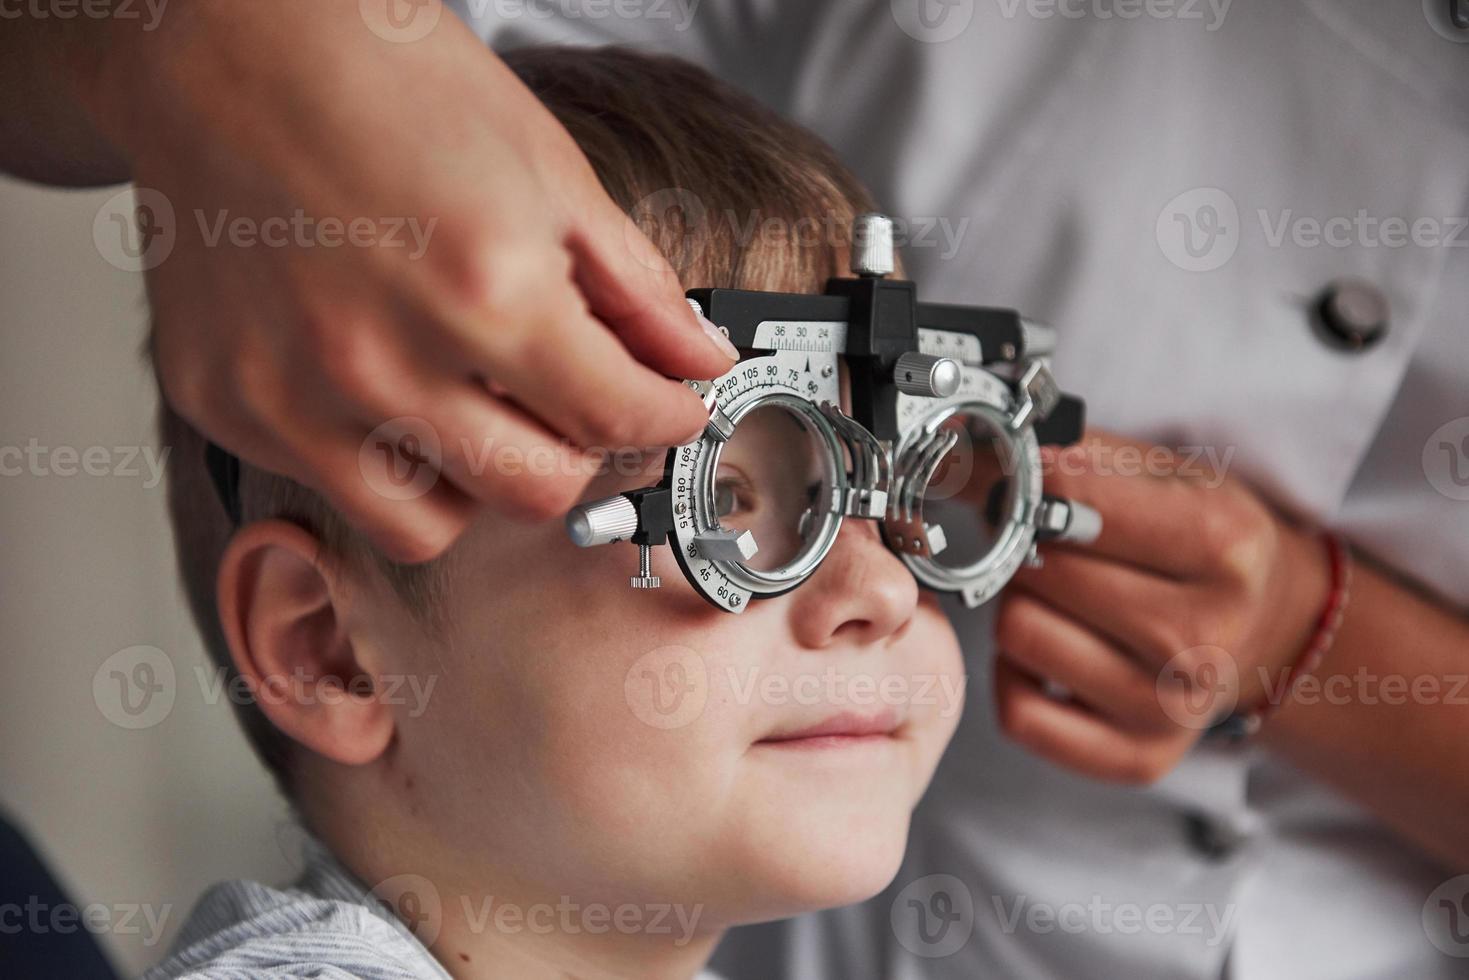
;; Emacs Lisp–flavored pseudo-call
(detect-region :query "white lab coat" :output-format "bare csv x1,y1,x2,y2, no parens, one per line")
450,2,1469,977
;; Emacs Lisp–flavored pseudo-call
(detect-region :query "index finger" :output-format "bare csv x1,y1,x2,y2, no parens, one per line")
1040,433,1217,578
568,193,740,383
473,289,721,454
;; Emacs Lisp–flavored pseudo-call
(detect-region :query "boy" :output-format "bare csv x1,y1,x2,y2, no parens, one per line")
146,46,965,979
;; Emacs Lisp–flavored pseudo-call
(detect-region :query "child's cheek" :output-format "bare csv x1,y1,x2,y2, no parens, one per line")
515,638,753,886
904,597,968,772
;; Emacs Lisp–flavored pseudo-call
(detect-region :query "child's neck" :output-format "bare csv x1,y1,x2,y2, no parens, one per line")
308,795,722,980
427,905,719,980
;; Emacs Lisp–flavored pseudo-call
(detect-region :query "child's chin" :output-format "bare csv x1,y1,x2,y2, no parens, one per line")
730,810,911,921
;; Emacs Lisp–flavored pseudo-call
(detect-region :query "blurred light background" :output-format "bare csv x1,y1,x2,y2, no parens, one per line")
0,176,294,976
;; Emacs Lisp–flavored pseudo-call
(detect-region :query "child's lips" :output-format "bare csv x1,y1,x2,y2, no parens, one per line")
755,708,902,747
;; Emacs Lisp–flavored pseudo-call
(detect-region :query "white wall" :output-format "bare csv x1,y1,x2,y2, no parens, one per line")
0,176,294,976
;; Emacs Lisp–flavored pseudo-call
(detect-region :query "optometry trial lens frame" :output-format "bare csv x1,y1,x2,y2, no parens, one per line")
566,214,1100,613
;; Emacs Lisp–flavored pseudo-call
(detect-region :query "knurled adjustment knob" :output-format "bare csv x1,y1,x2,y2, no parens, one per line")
894,352,961,398
566,494,638,548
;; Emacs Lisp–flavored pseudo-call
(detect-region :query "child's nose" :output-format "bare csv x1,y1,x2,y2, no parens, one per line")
786,517,919,649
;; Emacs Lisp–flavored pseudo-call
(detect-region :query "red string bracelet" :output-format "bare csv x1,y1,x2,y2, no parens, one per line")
1215,532,1354,740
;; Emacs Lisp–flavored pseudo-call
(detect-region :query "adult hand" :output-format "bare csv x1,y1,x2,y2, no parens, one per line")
993,431,1332,784
74,0,737,561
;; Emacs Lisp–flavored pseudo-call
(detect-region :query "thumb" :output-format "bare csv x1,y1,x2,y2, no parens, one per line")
565,191,739,380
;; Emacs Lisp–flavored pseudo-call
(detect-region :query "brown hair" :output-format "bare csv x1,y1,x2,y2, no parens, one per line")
157,45,878,796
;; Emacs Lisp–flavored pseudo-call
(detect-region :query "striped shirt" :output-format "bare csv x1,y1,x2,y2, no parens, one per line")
143,835,724,980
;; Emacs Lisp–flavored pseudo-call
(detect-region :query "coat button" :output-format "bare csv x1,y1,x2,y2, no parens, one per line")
1184,812,1244,862
1315,279,1389,351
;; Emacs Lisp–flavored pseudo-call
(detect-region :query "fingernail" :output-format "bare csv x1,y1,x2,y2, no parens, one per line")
697,312,740,360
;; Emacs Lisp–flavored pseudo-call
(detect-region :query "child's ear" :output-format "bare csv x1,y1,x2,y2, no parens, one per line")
216,520,394,767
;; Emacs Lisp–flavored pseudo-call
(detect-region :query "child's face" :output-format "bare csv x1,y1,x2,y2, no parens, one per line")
352,369,966,929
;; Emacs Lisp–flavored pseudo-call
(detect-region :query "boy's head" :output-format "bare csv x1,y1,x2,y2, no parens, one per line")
160,44,964,946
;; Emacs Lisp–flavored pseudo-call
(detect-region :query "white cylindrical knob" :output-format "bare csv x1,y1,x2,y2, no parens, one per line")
566,494,638,547
1060,500,1103,545
894,352,961,398
850,213,895,278
1037,497,1103,546
1019,319,1058,359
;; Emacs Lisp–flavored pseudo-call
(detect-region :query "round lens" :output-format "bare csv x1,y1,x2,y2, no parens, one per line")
913,409,1019,570
714,403,834,573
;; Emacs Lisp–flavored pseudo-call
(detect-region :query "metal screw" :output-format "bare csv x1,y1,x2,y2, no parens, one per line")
631,544,661,589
